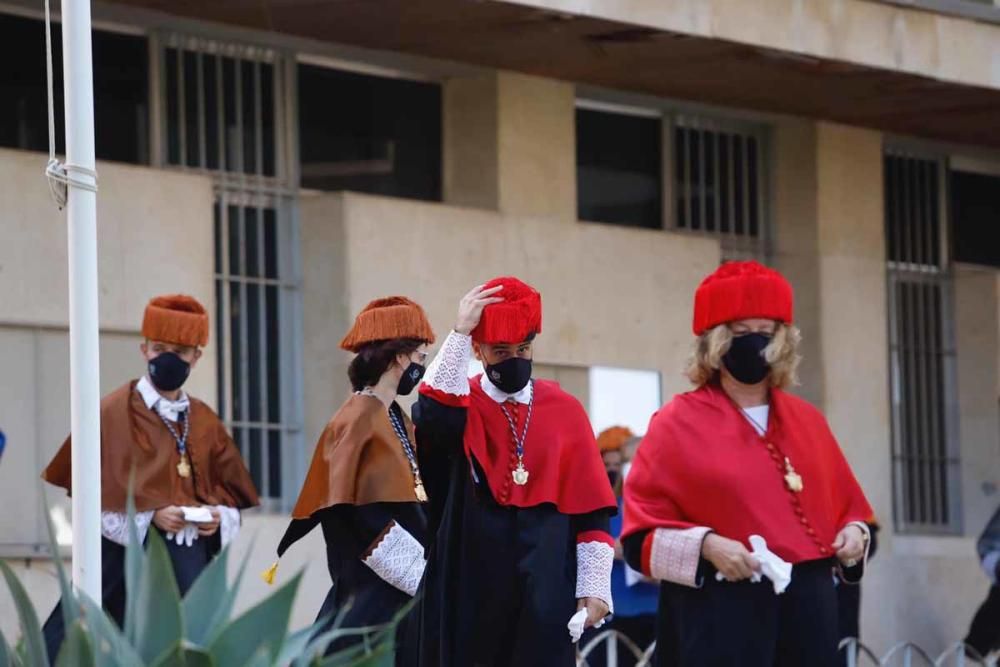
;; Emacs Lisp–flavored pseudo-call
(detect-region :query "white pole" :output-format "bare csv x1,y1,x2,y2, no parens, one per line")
61,0,102,600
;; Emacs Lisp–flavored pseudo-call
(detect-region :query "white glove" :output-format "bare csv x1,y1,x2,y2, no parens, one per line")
167,523,199,547
567,608,588,643
714,535,792,594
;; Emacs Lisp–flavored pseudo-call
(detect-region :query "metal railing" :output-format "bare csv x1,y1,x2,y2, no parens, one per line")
575,633,997,667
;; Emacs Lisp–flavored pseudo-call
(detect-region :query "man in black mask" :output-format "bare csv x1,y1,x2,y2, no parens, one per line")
41,294,258,663
414,277,618,666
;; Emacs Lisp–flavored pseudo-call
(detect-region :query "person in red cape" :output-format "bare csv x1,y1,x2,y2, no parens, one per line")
622,261,874,667
414,278,617,666
41,295,259,664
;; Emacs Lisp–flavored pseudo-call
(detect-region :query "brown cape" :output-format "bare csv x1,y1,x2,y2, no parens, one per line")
42,380,260,512
291,393,420,519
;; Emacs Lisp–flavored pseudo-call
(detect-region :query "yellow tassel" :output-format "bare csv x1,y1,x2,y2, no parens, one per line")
261,560,278,585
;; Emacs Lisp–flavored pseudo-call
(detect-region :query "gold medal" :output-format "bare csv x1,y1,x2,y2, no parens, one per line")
177,454,192,478
512,461,529,486
784,457,803,493
415,482,428,503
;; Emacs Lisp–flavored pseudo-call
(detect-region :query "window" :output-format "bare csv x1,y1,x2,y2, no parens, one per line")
298,63,441,200
674,117,763,243
0,13,148,163
160,33,299,506
575,102,769,256
951,170,1000,268
884,151,960,533
576,107,662,229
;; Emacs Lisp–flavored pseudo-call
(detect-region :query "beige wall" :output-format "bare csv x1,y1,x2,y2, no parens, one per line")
508,0,1000,91
301,192,718,415
954,265,1000,537
0,150,216,638
445,71,577,220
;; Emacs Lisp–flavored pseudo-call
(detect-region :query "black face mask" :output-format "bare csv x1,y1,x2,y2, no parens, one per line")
485,357,533,395
723,333,772,385
607,470,620,488
396,362,426,396
148,352,191,392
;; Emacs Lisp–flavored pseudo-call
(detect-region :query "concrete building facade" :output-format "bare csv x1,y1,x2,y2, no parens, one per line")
1,0,999,655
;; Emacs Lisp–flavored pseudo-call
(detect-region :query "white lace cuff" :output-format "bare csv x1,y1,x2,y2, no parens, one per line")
422,331,472,397
215,506,241,547
576,541,614,614
362,521,425,596
649,526,712,588
101,510,154,546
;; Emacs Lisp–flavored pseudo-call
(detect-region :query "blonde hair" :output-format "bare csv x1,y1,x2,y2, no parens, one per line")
685,323,802,389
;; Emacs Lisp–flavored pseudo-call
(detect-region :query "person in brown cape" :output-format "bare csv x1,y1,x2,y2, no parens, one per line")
40,294,259,663
264,296,435,662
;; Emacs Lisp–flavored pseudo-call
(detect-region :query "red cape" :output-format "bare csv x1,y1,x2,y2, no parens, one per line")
623,383,873,564
439,377,616,514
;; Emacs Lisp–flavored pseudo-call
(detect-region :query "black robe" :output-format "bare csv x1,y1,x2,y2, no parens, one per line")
282,502,427,658
413,395,610,667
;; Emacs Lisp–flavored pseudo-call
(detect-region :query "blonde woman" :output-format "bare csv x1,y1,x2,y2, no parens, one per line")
622,261,874,667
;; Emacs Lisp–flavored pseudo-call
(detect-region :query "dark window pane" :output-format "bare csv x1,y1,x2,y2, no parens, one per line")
248,429,262,491
204,54,221,171
747,137,759,237
266,285,281,423
733,136,745,236
719,134,731,234
223,57,238,171
704,131,716,233
675,127,686,229
268,431,282,498
166,48,180,165
264,209,278,279
242,60,257,175
183,51,199,167
213,201,222,274
244,207,260,277
261,64,276,177
0,16,150,164
690,130,703,231
247,283,261,422
885,155,942,267
577,109,661,229
951,170,1000,268
215,278,226,419
228,205,241,276
229,281,242,421
299,63,441,200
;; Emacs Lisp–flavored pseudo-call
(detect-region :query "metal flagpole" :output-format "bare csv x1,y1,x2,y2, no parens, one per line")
61,0,102,600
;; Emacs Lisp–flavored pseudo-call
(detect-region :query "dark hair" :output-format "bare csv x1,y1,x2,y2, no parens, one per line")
347,338,426,391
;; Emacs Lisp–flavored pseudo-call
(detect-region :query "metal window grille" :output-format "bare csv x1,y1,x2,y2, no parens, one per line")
884,150,961,533
154,32,301,506
671,114,768,259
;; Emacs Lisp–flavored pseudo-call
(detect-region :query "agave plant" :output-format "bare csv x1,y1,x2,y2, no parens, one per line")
0,497,397,666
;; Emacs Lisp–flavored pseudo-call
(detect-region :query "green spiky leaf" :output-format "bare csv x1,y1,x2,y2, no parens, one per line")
76,591,144,667
0,559,48,666
208,571,301,667
0,625,15,667
130,530,183,662
54,621,95,667
40,492,80,634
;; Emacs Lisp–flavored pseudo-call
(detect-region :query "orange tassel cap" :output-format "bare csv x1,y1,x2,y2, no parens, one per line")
339,296,436,352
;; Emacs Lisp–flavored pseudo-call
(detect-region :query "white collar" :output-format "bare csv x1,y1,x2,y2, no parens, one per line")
136,376,189,422
479,374,533,404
